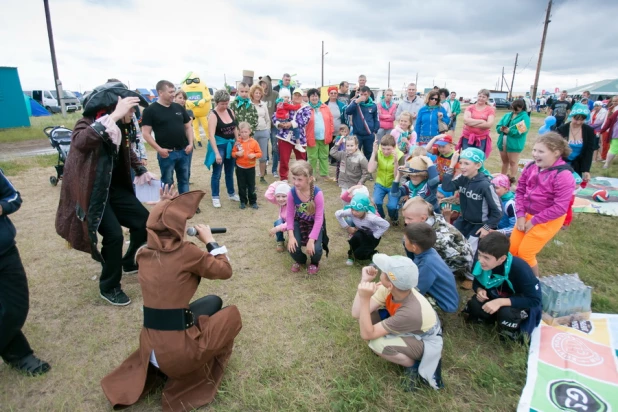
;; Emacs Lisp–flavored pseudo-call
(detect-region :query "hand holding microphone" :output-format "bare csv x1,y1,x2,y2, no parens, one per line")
186,225,226,244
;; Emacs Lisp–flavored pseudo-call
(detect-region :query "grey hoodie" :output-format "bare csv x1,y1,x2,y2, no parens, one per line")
259,75,279,119
396,95,424,122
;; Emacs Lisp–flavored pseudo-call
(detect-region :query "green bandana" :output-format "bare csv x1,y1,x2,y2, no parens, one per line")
460,148,492,177
278,79,291,90
501,191,515,202
235,96,251,109
344,193,376,214
472,253,514,292
309,100,322,110
359,97,374,107
380,98,393,110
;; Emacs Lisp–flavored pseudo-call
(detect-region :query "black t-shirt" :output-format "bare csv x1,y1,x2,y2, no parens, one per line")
213,109,237,140
551,100,572,119
142,102,190,149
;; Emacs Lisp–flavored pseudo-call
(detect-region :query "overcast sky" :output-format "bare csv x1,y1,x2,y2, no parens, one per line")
2,0,616,97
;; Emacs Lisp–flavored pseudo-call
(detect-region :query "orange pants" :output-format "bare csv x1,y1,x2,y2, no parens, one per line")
509,213,566,267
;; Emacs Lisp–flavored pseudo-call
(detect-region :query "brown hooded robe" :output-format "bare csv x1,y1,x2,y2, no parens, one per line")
101,191,242,411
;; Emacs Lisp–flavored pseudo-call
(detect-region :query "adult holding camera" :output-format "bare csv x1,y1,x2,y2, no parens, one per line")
346,86,379,160
101,189,242,412
56,82,150,306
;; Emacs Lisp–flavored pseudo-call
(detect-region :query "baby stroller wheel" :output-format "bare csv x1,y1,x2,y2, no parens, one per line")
50,176,58,186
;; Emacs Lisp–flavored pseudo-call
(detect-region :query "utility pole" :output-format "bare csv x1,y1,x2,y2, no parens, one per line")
321,41,324,87
509,53,518,99
387,62,390,88
500,67,504,91
532,0,552,101
44,0,66,116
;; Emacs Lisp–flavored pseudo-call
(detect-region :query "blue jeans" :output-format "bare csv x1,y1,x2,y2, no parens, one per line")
290,220,323,265
449,117,457,131
373,182,399,220
460,136,487,154
157,150,190,194
357,134,375,160
211,144,236,198
270,126,280,174
274,218,285,242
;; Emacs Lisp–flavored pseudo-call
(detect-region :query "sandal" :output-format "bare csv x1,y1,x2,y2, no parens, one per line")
8,354,51,376
307,264,319,275
291,262,301,273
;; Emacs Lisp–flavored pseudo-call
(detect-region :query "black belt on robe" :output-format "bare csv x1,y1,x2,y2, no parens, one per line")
143,306,194,331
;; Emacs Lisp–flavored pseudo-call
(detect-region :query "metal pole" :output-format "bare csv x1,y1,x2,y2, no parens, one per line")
532,0,552,102
509,53,518,99
387,62,390,88
415,73,418,87
321,41,324,87
500,67,504,91
44,0,66,116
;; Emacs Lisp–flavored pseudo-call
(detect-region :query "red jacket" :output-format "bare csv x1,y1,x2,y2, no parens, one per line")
305,104,334,147
276,102,301,119
601,109,618,139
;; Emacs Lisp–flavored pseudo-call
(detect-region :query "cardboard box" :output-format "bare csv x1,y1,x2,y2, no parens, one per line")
542,311,591,326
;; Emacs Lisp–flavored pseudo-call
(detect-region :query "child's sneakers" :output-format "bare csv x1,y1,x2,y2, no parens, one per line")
229,194,240,202
260,177,268,184
291,262,301,273
239,203,246,209
294,143,306,153
346,258,354,266
307,264,319,275
251,203,259,209
212,199,221,208
276,241,285,252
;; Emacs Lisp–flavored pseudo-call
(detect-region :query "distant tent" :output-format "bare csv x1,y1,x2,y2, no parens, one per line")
567,79,618,97
23,93,51,117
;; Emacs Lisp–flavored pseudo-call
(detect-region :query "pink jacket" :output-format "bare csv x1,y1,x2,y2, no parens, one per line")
264,182,287,232
515,158,575,225
377,102,397,130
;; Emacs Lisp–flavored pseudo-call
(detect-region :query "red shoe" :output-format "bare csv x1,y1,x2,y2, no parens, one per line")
307,264,319,275
291,262,301,273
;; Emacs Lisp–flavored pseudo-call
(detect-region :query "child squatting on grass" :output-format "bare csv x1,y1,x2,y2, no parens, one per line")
463,232,542,342
286,161,329,275
351,254,444,391
265,181,291,253
335,192,390,265
510,133,575,277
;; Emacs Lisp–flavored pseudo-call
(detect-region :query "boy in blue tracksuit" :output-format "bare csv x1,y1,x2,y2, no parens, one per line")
346,86,379,160
404,223,459,313
0,169,50,375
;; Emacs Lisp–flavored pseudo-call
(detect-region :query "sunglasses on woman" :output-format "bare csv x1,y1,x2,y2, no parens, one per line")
429,97,438,101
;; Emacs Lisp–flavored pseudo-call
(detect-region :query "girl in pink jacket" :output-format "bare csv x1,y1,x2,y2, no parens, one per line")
265,181,291,252
510,133,575,277
377,88,398,140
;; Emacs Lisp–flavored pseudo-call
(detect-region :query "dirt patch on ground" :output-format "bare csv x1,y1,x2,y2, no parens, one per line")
0,139,55,160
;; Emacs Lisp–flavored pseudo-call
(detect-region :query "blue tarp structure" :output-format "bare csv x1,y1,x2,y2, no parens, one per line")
0,67,30,129
23,93,51,117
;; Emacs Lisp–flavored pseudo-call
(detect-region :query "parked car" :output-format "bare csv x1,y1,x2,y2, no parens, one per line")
24,89,79,113
493,98,511,109
469,96,478,104
50,90,81,111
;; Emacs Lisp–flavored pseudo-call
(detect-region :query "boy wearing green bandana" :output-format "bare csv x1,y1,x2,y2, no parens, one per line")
463,232,542,341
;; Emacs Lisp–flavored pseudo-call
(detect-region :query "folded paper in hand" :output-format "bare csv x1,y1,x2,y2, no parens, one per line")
135,178,161,203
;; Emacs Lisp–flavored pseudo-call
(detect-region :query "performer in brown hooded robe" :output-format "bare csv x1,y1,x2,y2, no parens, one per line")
101,189,242,412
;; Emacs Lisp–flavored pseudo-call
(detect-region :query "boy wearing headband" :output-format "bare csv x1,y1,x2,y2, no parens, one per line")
335,193,390,265
463,232,541,341
352,254,444,391
442,148,502,251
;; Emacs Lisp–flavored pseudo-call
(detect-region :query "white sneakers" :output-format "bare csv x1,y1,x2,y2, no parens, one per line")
212,195,239,207
294,143,306,153
229,194,240,202
212,199,221,208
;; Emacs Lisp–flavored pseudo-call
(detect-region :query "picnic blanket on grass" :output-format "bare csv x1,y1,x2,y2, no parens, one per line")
518,314,618,411
573,177,618,217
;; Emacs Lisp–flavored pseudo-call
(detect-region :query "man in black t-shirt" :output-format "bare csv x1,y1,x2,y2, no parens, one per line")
142,80,193,194
549,90,572,129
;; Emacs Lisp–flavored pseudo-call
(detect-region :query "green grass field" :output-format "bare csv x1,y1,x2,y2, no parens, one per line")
0,112,82,144
0,109,617,411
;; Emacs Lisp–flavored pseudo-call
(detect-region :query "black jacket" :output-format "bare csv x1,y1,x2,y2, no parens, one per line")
556,122,595,175
0,169,22,256
442,172,502,230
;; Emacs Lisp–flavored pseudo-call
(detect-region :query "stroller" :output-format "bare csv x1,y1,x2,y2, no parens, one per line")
44,126,72,186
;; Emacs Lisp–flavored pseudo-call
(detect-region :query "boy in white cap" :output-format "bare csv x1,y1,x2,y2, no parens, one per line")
351,254,444,391
275,88,304,153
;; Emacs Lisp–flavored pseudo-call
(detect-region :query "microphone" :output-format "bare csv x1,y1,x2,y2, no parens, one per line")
186,227,227,236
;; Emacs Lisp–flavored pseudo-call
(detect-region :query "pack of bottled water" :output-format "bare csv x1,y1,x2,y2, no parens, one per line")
539,274,592,318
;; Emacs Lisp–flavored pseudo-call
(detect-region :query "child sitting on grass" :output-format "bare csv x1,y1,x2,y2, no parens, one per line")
436,185,460,224
335,193,390,265
390,111,417,154
232,122,263,209
368,135,406,224
463,232,542,342
491,174,516,237
351,254,444,391
403,223,459,313
424,134,459,181
265,181,291,252
392,155,440,213
510,133,575,277
442,148,502,253
329,135,369,196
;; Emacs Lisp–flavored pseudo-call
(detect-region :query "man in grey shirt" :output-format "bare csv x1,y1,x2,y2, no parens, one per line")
396,83,424,126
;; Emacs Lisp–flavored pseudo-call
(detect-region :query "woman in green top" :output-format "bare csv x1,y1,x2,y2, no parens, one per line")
496,99,530,176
